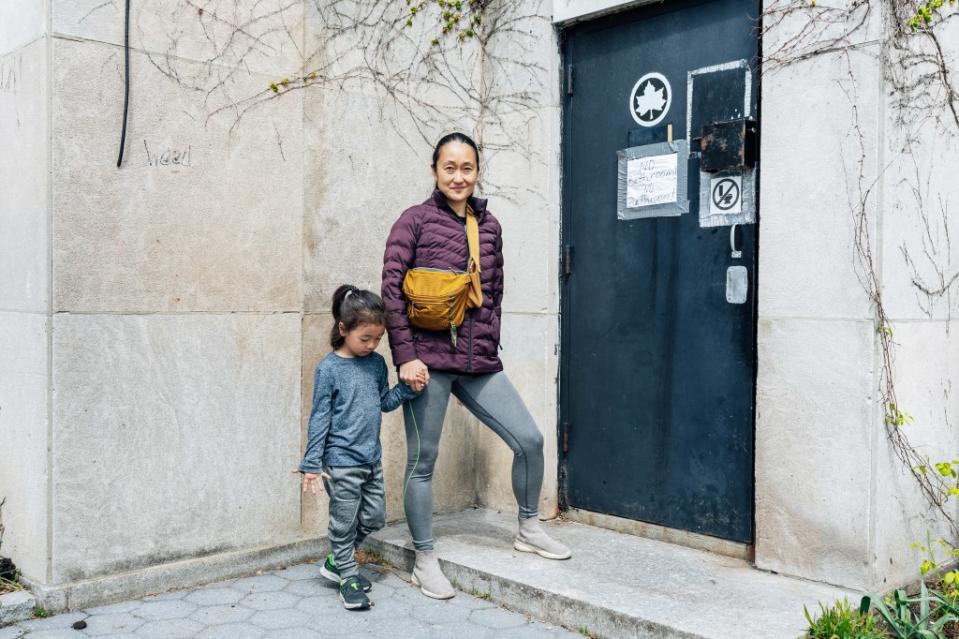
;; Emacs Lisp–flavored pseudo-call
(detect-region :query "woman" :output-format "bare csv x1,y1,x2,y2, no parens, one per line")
382,132,571,600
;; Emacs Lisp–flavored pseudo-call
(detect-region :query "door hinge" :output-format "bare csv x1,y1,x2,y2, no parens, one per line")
562,421,570,453
566,64,574,96
563,245,573,277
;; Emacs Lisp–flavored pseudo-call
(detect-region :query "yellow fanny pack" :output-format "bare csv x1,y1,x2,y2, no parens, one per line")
402,207,482,346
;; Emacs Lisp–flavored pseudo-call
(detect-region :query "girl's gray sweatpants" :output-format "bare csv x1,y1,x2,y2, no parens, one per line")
322,462,385,578
402,371,544,551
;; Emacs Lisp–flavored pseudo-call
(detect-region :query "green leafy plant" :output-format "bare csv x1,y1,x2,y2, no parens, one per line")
862,583,958,639
929,587,959,613
469,586,492,601
885,404,915,428
33,606,49,618
804,598,889,639
404,0,488,43
907,0,957,30
938,570,959,604
911,521,959,594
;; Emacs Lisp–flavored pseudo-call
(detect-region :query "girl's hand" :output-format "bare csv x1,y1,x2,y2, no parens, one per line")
292,469,331,495
400,359,429,392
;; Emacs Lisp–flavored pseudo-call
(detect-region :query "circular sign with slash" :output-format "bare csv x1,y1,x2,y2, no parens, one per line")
629,72,671,127
710,177,742,213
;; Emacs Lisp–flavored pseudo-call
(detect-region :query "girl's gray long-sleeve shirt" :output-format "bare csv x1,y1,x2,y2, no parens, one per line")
299,351,417,472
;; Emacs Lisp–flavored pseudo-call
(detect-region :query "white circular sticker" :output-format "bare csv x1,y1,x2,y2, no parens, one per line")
629,72,671,127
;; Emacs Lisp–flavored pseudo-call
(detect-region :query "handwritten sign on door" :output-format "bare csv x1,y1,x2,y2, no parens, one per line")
626,154,678,208
617,140,689,220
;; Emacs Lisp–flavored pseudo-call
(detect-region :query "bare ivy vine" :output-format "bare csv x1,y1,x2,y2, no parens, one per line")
763,0,959,547
137,0,548,199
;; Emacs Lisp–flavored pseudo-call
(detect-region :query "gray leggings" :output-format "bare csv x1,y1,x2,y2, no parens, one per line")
402,371,544,551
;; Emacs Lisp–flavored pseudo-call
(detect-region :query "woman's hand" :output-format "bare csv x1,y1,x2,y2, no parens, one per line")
400,359,430,392
292,470,331,495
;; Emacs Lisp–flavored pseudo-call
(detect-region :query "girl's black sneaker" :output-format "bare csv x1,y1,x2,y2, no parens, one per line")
320,553,372,592
339,576,371,610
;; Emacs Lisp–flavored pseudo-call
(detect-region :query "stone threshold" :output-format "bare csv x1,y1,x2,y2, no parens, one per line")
21,536,328,613
364,508,859,639
563,507,752,561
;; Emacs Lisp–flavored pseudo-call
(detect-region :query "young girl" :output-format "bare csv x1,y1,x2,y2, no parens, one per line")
298,284,421,610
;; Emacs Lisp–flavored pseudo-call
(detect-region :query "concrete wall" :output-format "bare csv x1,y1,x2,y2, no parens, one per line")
43,0,307,587
866,21,959,585
0,1,50,584
755,42,881,589
754,0,959,591
1,0,562,602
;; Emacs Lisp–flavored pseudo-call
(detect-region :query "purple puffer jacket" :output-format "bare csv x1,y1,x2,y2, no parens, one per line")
382,191,504,374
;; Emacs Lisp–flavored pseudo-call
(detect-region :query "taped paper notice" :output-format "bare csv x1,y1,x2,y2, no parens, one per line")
627,154,678,208
617,140,689,220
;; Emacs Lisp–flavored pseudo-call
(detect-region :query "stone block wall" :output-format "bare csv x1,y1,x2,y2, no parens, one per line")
755,0,959,590
1,0,562,602
42,0,306,586
0,0,50,585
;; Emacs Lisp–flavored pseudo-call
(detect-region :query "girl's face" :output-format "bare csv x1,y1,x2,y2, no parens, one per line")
432,141,478,210
338,322,386,358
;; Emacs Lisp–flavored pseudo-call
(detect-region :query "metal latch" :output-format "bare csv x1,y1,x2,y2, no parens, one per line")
726,266,748,304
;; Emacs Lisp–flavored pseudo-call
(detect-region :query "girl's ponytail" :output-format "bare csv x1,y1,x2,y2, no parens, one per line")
329,284,386,349
330,284,355,349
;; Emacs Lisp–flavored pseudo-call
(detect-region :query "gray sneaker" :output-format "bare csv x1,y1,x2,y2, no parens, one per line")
514,517,572,560
411,550,455,599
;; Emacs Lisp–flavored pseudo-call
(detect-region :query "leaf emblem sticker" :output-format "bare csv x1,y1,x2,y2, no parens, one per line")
629,72,672,127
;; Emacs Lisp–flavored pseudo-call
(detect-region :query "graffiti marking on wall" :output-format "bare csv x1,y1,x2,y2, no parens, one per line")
0,53,22,95
143,140,193,169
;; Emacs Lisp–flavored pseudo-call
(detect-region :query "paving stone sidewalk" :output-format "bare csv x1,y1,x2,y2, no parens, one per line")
0,561,582,639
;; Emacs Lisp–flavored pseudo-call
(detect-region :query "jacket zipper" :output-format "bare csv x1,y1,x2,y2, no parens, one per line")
414,266,467,275
462,215,473,371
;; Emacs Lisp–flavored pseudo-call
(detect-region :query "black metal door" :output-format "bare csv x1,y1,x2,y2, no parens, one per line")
560,0,759,543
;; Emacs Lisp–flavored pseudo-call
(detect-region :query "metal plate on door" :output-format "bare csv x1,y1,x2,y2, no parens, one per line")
726,266,748,304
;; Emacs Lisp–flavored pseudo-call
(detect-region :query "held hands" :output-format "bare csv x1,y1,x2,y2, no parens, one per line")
399,359,430,392
291,469,332,495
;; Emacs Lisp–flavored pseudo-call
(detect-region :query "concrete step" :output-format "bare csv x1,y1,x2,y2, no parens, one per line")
365,509,857,639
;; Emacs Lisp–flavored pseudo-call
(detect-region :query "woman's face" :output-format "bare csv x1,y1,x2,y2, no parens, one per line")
432,141,478,209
